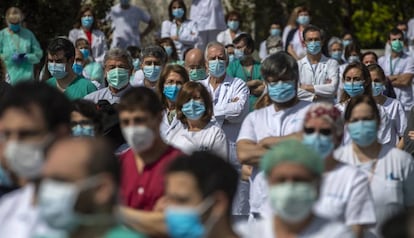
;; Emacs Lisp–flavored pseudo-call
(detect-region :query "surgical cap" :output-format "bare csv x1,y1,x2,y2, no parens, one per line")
260,139,324,176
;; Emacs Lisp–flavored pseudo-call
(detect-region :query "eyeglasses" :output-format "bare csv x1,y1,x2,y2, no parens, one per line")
303,127,332,136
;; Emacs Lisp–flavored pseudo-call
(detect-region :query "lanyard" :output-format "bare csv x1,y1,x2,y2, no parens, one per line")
298,29,305,47
389,56,401,75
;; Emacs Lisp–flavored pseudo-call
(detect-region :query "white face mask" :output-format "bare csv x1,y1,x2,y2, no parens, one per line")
122,126,155,153
4,138,51,179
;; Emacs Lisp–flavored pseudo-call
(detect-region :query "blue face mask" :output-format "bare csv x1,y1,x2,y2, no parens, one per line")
331,50,342,61
48,63,68,80
143,65,162,82
81,16,94,29
228,54,235,63
9,23,20,33
343,81,364,97
302,133,334,159
208,59,226,78
348,120,377,147
163,84,181,102
342,39,352,47
267,81,296,103
296,15,310,25
164,46,173,56
72,63,83,75
234,48,244,60
181,99,206,120
227,20,239,31
306,41,321,55
189,68,207,81
172,8,185,18
165,207,204,238
348,55,360,63
270,29,281,36
79,48,90,59
133,58,140,70
72,125,95,137
372,82,385,97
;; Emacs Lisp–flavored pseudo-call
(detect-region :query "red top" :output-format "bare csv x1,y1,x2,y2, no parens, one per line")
119,146,182,210
84,30,92,44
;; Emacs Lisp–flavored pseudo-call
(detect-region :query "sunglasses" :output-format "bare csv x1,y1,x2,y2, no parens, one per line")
303,127,332,136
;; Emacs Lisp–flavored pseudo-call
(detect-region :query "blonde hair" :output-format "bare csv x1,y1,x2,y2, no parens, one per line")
6,7,23,23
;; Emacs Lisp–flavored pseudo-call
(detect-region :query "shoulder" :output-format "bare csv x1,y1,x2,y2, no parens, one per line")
333,144,353,162
311,216,354,237
384,146,413,161
46,77,57,86
378,56,386,64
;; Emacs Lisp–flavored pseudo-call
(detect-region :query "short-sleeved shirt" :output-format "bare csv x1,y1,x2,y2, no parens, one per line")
119,146,182,210
108,4,151,49
47,76,97,100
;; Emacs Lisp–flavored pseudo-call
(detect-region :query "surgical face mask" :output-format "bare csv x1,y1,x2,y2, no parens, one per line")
372,82,385,97
0,165,13,187
48,63,68,80
38,176,101,231
270,29,281,37
72,124,95,137
72,62,83,75
122,126,155,153
172,8,185,19
227,20,239,31
8,23,20,33
181,99,206,120
107,68,129,89
302,133,334,159
133,58,140,70
189,68,207,81
143,65,162,82
296,15,310,25
228,54,235,63
81,16,94,29
4,139,49,179
165,198,215,238
342,39,352,47
306,41,321,55
267,80,296,103
331,50,342,61
163,84,181,102
164,46,173,56
348,120,377,147
348,55,360,63
269,182,317,223
391,39,404,53
208,59,226,78
79,48,90,59
343,81,364,97
234,48,245,60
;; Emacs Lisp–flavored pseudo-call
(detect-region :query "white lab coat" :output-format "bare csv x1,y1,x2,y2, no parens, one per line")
259,40,267,60
84,85,132,104
68,28,108,65
161,20,199,60
160,110,182,142
378,53,414,111
335,144,414,236
216,28,241,46
297,55,339,102
190,0,226,32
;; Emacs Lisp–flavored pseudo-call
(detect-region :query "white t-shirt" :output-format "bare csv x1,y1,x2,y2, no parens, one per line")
236,215,355,238
165,121,228,159
297,55,339,102
315,164,376,226
237,100,312,214
378,53,414,111
289,29,307,59
108,4,151,48
334,144,414,234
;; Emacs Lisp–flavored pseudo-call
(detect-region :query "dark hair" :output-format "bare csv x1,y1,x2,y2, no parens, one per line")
157,37,179,62
166,151,238,215
297,6,310,15
389,28,404,40
344,42,361,61
140,45,168,65
126,46,141,59
72,99,102,134
344,94,380,124
75,38,90,50
157,64,190,107
225,11,242,26
0,82,71,132
168,0,187,21
47,37,75,61
366,64,386,82
361,51,378,64
302,24,322,41
341,31,354,40
176,81,213,126
340,62,372,103
118,87,163,115
233,33,254,54
74,4,98,30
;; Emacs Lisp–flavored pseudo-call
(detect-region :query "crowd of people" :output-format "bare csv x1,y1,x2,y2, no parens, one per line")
0,0,414,237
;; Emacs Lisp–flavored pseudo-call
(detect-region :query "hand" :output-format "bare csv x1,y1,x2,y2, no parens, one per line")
231,97,239,102
241,165,253,181
324,78,332,84
11,53,19,62
153,196,168,212
247,79,263,88
18,53,26,60
409,131,414,140
259,137,278,149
